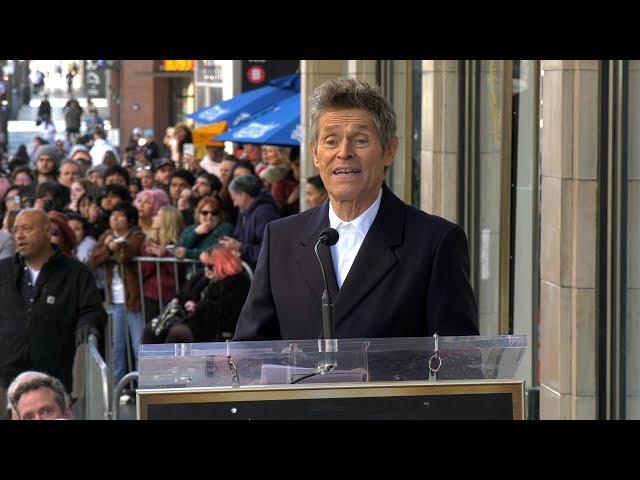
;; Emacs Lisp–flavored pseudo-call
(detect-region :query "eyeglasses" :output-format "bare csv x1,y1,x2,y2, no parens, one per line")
200,210,218,216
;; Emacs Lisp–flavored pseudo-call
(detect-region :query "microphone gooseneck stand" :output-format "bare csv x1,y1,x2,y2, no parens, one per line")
291,228,340,384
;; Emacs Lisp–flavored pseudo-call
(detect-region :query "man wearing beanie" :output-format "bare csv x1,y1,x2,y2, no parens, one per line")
33,145,60,185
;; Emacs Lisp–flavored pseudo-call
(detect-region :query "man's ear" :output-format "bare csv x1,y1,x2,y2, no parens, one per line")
384,136,399,168
310,142,320,169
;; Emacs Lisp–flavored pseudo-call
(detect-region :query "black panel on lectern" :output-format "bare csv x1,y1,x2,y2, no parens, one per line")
146,393,513,420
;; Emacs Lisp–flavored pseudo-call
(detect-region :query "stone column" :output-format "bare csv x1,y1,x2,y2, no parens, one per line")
539,61,598,419
421,60,459,223
626,61,640,418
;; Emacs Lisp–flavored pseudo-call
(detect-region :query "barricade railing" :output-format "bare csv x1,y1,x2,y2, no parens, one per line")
112,371,139,420
74,333,111,420
98,254,254,415
131,255,254,326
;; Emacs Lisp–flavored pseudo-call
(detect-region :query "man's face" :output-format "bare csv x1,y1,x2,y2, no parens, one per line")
58,162,80,187
36,155,55,175
230,189,249,212
16,387,70,420
244,144,260,163
155,166,173,185
305,183,328,208
219,160,236,185
194,177,212,197
137,170,154,189
105,173,127,186
14,172,32,186
102,193,123,212
13,211,51,259
169,176,189,202
109,210,130,233
312,108,397,205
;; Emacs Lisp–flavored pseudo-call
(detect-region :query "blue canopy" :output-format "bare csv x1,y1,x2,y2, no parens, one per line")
186,73,299,127
214,93,301,146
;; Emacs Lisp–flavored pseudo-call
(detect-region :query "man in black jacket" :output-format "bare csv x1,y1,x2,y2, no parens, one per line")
0,209,106,416
233,76,478,342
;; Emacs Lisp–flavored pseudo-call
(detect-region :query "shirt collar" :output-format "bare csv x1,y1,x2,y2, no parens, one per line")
329,188,383,237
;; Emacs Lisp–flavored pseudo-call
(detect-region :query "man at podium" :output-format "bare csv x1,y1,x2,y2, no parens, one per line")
233,76,478,341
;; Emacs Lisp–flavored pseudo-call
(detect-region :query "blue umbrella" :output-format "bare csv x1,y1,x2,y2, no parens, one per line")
186,73,299,127
214,93,301,146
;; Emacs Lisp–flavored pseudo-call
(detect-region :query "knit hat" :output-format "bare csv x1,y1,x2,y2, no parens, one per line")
34,145,61,165
85,164,107,179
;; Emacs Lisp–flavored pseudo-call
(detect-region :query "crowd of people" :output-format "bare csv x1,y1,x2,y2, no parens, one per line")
0,105,329,419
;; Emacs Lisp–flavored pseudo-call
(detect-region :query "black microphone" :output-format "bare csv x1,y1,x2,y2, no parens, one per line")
314,228,339,340
314,228,339,371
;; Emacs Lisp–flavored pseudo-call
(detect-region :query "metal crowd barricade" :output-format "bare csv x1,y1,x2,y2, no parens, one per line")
133,256,201,325
74,333,111,420
99,254,254,418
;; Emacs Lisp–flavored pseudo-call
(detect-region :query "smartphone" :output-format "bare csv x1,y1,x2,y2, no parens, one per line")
183,143,194,158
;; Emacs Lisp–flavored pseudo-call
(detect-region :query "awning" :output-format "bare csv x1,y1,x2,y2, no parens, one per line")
214,93,300,147
187,73,299,127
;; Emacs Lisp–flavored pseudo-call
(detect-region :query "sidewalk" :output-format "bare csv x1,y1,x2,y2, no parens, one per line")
7,91,109,156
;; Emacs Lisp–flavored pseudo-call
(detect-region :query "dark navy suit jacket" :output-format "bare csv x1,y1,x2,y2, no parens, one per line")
233,184,479,341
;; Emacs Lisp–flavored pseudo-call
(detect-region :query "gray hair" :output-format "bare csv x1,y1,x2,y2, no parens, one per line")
60,159,81,171
229,174,262,198
6,371,50,411
309,76,397,151
9,375,70,416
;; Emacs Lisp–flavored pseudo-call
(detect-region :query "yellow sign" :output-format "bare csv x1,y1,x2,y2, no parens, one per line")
162,60,195,72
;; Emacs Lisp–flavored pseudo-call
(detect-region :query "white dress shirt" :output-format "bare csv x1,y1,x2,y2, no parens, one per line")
328,188,383,289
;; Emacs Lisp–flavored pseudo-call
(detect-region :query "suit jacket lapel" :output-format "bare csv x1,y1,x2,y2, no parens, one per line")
297,201,339,302
334,185,405,327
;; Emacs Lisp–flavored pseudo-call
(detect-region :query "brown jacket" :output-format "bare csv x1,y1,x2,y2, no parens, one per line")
90,227,145,312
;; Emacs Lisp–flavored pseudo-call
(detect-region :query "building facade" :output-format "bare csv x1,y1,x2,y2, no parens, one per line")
299,60,638,420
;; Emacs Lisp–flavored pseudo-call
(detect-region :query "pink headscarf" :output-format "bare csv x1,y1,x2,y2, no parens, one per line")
134,188,170,216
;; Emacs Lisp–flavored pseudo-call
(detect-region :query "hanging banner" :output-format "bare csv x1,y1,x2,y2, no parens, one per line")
84,60,106,98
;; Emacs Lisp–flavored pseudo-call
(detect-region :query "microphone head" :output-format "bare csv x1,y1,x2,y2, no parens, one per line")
318,227,339,247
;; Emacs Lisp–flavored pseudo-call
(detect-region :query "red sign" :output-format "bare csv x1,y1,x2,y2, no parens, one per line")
247,65,266,84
